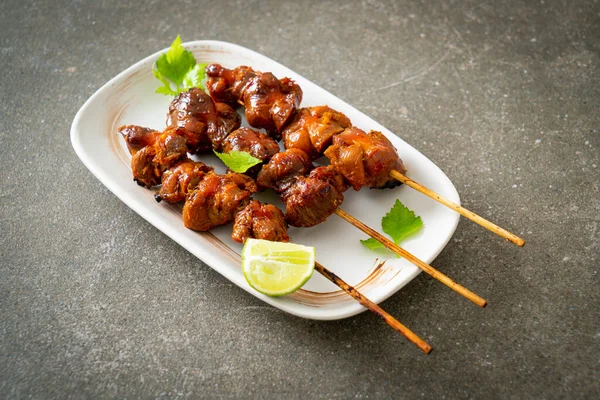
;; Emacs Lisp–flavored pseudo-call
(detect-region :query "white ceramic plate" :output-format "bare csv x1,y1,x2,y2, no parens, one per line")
70,40,460,320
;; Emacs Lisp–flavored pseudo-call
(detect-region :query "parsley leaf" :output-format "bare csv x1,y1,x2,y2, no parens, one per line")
153,35,207,95
382,199,423,243
182,63,208,90
214,150,262,173
360,199,423,254
360,238,385,250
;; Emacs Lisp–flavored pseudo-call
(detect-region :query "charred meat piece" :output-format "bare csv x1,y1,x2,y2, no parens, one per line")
206,64,302,136
243,72,302,135
155,160,214,203
131,128,188,188
167,88,241,153
205,64,256,106
282,106,352,159
221,127,281,176
256,148,314,193
232,200,290,243
182,172,257,231
324,128,407,190
118,125,160,155
216,102,242,141
283,168,345,228
306,165,350,193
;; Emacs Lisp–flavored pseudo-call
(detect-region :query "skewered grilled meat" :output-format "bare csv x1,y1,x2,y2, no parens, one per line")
215,102,242,140
221,127,281,176
232,200,290,243
167,88,241,153
256,148,314,193
119,125,160,155
281,106,352,159
154,160,213,203
148,157,289,241
206,64,302,136
130,128,188,188
283,166,346,227
305,165,350,193
324,128,407,190
205,64,256,105
182,172,257,231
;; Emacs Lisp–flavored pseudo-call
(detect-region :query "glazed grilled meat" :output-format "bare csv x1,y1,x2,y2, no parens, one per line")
305,165,349,193
282,106,352,159
232,200,290,243
244,72,302,135
154,160,213,203
283,166,346,228
167,88,241,153
182,172,257,231
131,128,188,188
206,64,302,136
215,102,242,140
324,128,407,191
205,64,256,106
119,125,160,155
256,148,314,193
221,128,281,176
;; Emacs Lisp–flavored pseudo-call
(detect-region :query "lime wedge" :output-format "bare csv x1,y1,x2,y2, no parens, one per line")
242,239,316,297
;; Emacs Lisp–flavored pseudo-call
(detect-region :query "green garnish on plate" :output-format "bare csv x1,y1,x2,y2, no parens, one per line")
361,199,423,254
213,150,262,173
153,35,207,96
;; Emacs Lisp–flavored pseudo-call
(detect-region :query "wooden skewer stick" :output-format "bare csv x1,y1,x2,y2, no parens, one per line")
314,262,432,354
334,208,488,308
389,170,525,247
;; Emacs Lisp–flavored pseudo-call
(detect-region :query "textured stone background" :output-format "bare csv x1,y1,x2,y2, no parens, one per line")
1,0,599,398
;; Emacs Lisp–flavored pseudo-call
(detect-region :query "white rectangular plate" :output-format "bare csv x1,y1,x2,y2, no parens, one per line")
70,40,460,320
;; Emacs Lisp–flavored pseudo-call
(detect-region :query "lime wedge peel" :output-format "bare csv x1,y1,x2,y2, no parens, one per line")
241,239,316,297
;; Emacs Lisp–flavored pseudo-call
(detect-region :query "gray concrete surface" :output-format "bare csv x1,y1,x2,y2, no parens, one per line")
1,0,599,398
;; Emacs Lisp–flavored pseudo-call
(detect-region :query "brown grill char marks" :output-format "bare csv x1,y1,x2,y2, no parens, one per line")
282,106,352,159
154,160,214,203
305,165,350,194
205,64,256,106
324,128,407,190
232,199,290,243
256,148,314,193
205,64,302,137
167,87,241,153
283,166,346,228
182,172,257,231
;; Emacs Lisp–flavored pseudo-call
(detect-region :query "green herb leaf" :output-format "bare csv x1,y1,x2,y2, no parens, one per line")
360,238,385,250
214,150,262,173
382,199,423,243
155,35,195,84
153,36,207,95
361,199,423,255
182,63,208,91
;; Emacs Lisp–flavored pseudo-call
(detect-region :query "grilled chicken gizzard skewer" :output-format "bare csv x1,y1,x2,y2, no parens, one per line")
206,65,524,245
255,148,487,307
119,137,431,353
173,169,430,352
167,88,241,153
280,103,523,245
288,106,523,245
205,64,302,138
